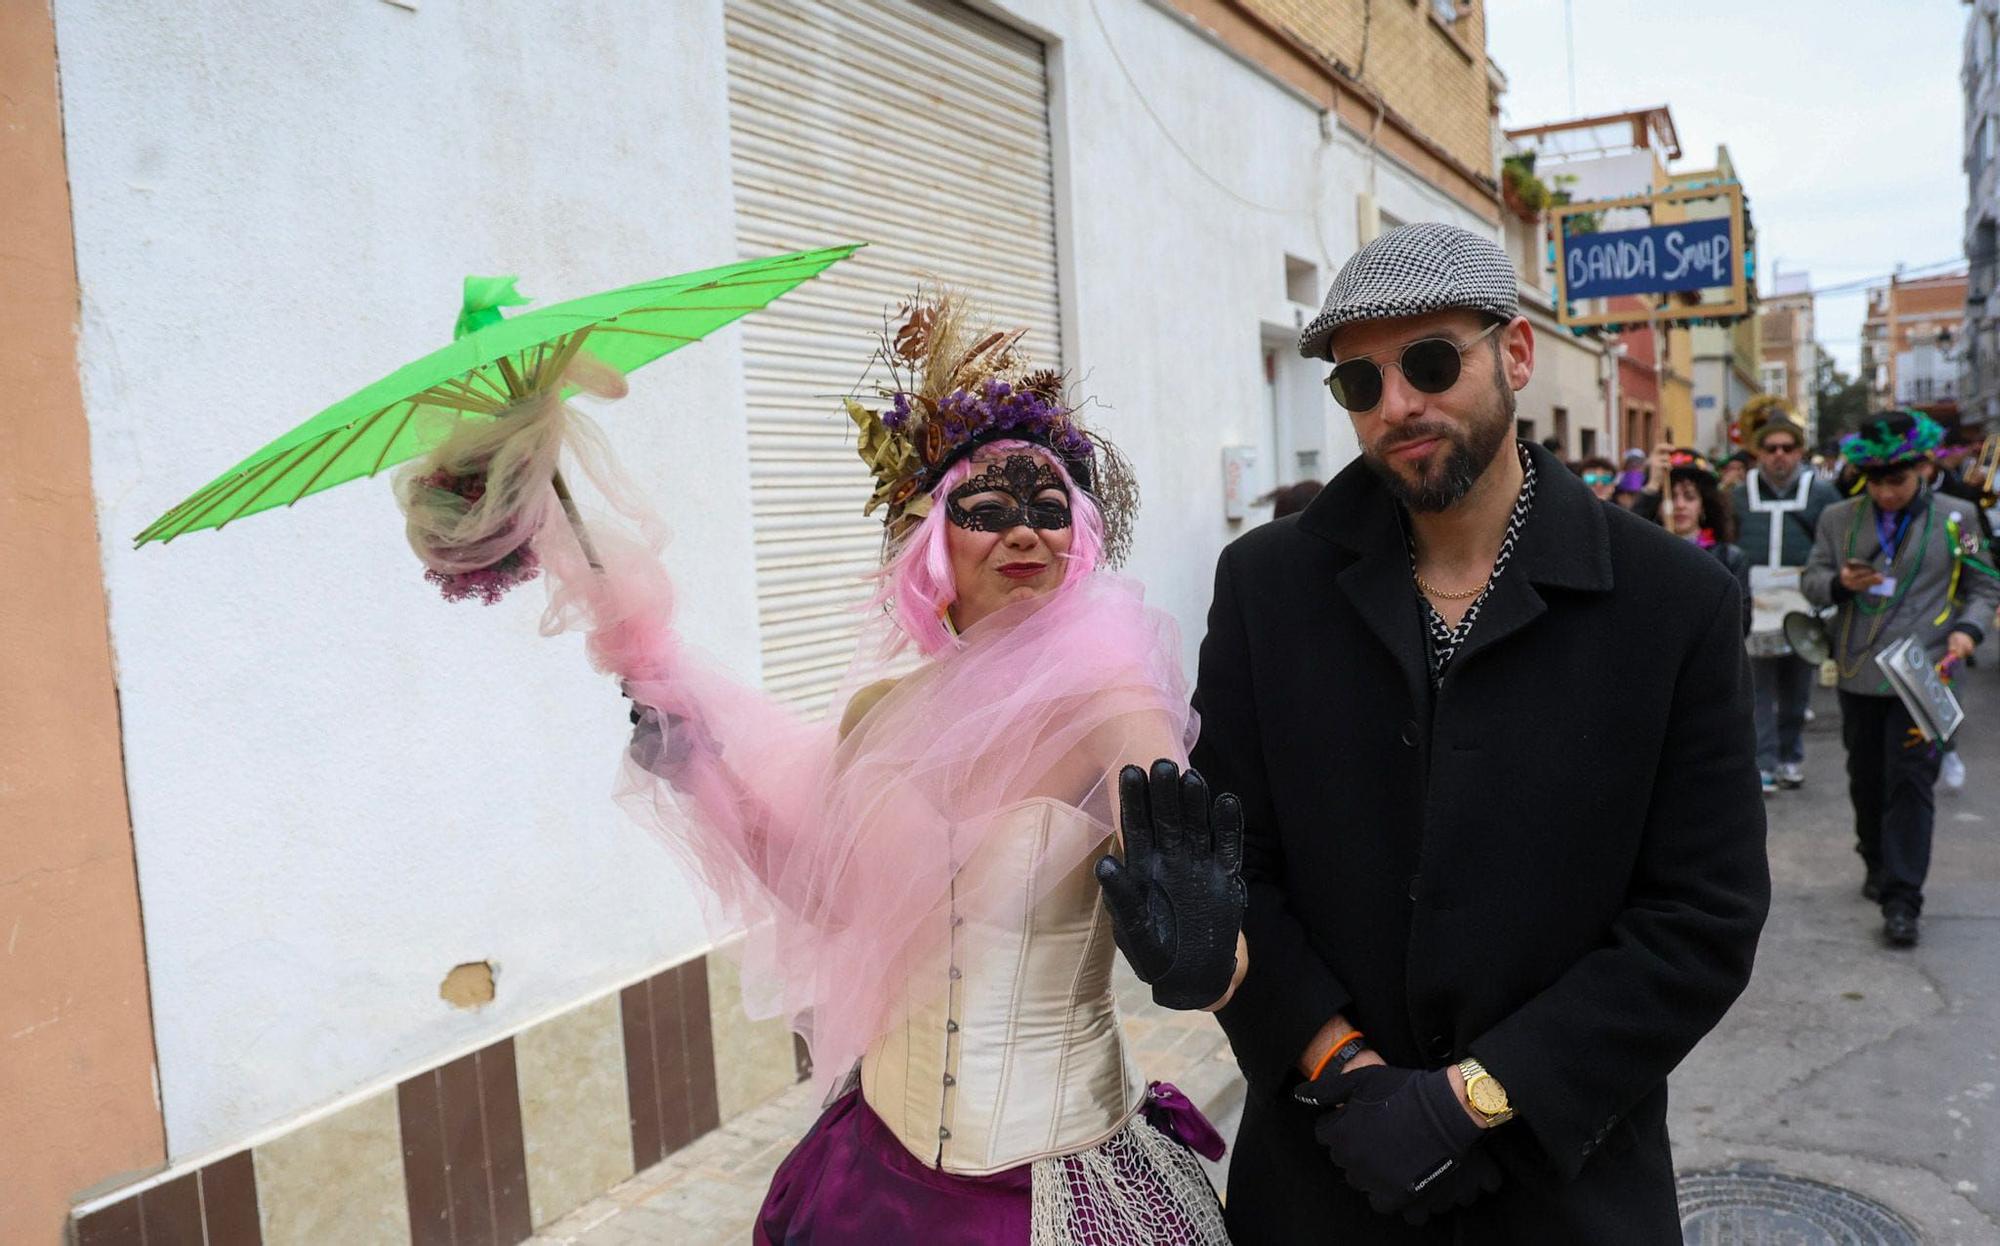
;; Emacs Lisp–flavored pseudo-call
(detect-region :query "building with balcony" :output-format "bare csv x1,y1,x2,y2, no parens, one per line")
1863,271,1966,428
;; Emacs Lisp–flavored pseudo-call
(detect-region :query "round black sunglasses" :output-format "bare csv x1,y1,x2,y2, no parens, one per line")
1323,321,1503,413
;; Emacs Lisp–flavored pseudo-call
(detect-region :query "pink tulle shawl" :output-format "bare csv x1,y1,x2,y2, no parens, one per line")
541,511,1194,1091
389,360,1192,1086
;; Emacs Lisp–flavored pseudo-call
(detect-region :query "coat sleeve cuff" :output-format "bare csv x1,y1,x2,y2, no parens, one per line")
1466,1031,1601,1182
1215,885,1352,1096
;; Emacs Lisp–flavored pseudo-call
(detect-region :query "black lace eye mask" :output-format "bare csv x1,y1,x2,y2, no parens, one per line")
946,455,1072,533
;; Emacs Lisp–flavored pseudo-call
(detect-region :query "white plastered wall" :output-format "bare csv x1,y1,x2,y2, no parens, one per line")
58,0,750,1160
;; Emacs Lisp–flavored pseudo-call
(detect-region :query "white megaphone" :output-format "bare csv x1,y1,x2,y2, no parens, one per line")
1782,609,1834,665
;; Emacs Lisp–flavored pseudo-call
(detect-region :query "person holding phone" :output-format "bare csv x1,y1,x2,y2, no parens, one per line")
1802,411,2000,947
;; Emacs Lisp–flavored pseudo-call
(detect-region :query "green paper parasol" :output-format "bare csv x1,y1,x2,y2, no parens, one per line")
134,243,862,547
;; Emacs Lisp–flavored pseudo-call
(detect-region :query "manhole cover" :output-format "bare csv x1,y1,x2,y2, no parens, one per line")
1678,1169,1921,1245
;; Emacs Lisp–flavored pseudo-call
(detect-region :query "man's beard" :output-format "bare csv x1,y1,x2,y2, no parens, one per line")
1360,359,1515,513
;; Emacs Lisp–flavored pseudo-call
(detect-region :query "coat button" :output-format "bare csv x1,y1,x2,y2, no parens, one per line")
1407,875,1422,902
1400,720,1419,747
1427,1034,1451,1060
943,1074,956,1087
946,1020,959,1033
939,1127,952,1140
949,967,962,981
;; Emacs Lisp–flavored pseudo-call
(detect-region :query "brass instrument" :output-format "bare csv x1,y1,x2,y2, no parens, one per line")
1975,434,2000,507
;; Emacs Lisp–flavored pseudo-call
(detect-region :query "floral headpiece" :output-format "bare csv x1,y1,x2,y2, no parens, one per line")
1840,410,1944,469
845,288,1136,564
1666,448,1718,483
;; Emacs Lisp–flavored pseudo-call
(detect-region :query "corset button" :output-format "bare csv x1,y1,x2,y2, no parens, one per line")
943,1074,956,1086
949,967,962,981
946,1020,960,1033
951,915,965,928
939,1127,952,1140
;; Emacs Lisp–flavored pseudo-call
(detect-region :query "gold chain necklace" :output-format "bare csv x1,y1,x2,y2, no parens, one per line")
1414,570,1489,600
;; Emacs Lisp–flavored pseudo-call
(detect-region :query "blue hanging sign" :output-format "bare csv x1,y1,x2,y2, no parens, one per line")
1562,217,1736,300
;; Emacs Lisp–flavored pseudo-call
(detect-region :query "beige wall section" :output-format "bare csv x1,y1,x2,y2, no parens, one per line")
706,949,798,1121
516,994,633,1228
0,1,168,1241
254,1091,411,1245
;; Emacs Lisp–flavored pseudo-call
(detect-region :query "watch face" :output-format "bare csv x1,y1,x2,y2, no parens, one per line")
1468,1079,1508,1115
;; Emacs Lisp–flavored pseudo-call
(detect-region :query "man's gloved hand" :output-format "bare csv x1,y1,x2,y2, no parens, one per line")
1094,760,1247,1010
1293,1063,1501,1224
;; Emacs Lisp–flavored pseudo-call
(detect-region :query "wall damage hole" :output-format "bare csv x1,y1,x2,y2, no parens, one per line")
440,961,495,1009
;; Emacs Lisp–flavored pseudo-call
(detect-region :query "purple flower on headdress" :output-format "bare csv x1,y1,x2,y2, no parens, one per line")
883,391,914,431
1054,425,1092,458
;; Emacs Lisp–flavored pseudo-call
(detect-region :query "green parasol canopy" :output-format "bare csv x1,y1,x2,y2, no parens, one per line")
134,243,861,547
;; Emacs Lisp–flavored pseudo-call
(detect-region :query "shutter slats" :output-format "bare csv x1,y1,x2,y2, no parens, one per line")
728,0,1061,714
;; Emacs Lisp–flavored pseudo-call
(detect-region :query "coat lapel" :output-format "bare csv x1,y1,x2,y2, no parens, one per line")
1452,444,1613,671
1301,457,1431,704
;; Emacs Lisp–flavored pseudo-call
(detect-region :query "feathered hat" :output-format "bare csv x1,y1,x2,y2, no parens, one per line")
844,288,1136,564
1840,410,1945,469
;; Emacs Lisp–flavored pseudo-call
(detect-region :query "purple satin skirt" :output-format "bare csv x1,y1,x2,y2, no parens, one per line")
754,1082,1225,1245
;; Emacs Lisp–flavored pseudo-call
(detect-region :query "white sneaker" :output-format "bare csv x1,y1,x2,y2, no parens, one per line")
1777,762,1804,790
1943,751,1966,793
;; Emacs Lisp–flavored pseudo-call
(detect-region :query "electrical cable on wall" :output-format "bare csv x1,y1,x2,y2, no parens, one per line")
1085,0,1299,215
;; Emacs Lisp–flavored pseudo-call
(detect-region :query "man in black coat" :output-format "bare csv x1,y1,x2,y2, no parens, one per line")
1193,223,1770,1243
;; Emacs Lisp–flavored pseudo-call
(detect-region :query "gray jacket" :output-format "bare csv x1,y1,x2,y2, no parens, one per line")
1803,490,2000,696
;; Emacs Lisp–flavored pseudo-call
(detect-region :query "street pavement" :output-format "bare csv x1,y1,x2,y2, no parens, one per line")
536,640,2000,1245
1666,642,2000,1243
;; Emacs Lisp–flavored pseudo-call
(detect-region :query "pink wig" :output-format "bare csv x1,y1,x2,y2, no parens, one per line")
872,440,1106,656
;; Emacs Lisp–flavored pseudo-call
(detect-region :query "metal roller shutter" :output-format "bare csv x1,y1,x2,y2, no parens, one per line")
725,0,1063,712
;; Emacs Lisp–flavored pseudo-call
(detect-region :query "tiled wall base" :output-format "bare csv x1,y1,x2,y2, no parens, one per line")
72,950,800,1245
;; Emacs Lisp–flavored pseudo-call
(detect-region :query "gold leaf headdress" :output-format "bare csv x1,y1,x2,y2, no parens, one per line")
847,287,1135,565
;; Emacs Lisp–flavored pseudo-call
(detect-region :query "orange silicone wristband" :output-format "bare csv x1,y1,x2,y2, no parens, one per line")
1309,1029,1365,1082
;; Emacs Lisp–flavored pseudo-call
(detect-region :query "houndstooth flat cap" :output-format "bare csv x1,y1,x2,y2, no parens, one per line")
1299,222,1519,360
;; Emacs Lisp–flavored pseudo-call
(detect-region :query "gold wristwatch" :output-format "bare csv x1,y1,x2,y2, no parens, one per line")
1455,1057,1514,1126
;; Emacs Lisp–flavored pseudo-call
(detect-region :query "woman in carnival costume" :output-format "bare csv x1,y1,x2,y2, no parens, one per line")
398,290,1246,1244
1652,448,1753,634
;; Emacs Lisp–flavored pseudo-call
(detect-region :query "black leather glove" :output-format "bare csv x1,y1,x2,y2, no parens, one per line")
1293,1063,1500,1224
1094,760,1247,1010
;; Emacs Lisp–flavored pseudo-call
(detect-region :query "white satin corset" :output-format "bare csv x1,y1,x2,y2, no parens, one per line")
860,798,1144,1175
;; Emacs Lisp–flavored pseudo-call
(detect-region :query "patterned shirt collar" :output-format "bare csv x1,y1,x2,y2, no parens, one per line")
1405,441,1538,687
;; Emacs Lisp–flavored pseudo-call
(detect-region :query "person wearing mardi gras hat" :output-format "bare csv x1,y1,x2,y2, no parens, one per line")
1652,448,1753,636
534,288,1240,1244
1803,410,2000,947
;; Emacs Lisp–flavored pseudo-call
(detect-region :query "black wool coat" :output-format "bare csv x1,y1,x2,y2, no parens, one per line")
1193,443,1770,1245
